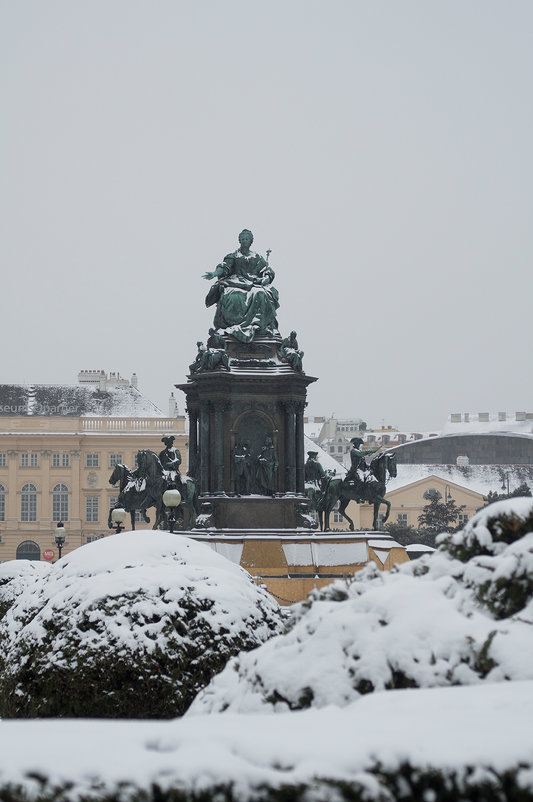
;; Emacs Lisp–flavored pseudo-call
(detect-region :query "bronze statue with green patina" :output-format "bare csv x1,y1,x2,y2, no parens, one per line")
280,330,304,372
203,229,280,343
255,436,279,496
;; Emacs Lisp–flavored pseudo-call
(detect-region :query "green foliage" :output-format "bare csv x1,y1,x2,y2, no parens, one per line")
0,764,531,801
0,586,281,719
483,483,532,508
418,497,466,533
384,522,438,547
440,503,533,564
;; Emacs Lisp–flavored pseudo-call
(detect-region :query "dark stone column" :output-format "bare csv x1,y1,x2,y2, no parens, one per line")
213,402,227,495
283,401,296,494
187,407,198,479
199,401,210,495
295,401,305,494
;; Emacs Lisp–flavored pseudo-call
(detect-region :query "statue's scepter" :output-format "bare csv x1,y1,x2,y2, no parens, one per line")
259,248,272,285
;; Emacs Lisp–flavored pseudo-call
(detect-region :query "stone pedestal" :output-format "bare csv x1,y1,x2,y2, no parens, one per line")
177,336,317,531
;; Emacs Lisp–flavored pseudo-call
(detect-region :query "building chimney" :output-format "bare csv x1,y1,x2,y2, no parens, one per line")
169,392,178,417
131,373,138,389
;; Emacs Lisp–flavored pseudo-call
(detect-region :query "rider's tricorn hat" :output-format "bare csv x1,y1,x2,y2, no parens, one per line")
307,451,318,457
350,437,364,446
161,435,175,446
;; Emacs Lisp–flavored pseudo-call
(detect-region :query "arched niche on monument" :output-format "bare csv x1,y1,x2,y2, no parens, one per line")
234,413,275,494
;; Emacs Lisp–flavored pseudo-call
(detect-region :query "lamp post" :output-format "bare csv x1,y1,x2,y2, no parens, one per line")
111,505,127,534
54,521,66,560
162,483,181,533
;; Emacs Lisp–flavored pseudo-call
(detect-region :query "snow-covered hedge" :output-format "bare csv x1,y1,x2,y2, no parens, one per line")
189,498,533,715
0,532,283,718
0,560,50,620
1,681,533,802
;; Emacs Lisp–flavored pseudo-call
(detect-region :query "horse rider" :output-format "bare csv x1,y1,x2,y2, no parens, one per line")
158,435,185,492
344,437,370,486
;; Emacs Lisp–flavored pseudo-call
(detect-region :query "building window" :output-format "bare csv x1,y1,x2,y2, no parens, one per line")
20,453,38,467
86,454,99,468
397,513,408,526
382,436,389,445
377,513,386,528
0,453,6,467
21,483,37,521
52,453,69,467
16,540,40,560
109,454,122,468
86,535,101,543
52,483,69,522
109,496,118,509
134,509,143,523
86,496,99,522
0,483,5,521
458,514,469,527
337,446,343,453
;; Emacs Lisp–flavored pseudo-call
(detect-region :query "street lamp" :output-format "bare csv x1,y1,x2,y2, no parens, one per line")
162,483,181,533
111,505,127,534
54,521,66,559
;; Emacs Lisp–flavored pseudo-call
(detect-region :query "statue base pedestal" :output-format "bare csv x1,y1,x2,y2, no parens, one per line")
194,494,315,531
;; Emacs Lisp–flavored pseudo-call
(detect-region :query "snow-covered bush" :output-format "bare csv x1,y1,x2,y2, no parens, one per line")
189,498,533,715
0,560,50,620
0,532,283,718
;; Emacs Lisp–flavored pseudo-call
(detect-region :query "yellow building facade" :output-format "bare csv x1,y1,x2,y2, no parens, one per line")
0,373,186,563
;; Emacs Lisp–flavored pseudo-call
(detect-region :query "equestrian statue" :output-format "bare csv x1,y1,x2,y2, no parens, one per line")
108,438,198,531
308,439,397,532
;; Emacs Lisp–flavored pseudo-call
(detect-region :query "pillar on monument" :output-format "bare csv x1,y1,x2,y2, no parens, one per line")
187,407,198,479
199,401,210,495
295,401,305,494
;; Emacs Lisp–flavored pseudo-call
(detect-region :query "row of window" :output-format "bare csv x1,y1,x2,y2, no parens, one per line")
0,484,135,523
0,453,125,469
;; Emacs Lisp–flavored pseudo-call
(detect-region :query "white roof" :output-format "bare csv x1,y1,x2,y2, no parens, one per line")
386,463,533,497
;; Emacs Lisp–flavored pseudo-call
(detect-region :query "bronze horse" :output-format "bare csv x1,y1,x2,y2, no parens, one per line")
319,451,397,531
108,451,199,531
108,452,165,530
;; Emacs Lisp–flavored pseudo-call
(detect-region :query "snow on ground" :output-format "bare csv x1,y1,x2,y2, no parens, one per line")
1,681,533,799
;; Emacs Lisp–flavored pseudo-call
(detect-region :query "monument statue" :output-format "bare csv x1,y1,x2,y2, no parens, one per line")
203,229,280,343
233,440,252,495
280,330,304,372
255,436,279,496
318,451,397,532
189,340,229,373
158,436,183,481
344,437,368,484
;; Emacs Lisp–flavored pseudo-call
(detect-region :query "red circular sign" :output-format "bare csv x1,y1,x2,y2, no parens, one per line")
43,549,55,561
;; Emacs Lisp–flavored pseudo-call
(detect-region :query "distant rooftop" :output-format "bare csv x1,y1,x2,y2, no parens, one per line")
0,371,165,418
443,411,533,435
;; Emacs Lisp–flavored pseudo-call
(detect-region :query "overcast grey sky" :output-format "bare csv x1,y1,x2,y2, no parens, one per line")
1,0,532,431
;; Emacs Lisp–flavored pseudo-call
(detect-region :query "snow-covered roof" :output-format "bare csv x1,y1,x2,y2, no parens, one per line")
0,384,164,418
386,463,533,497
